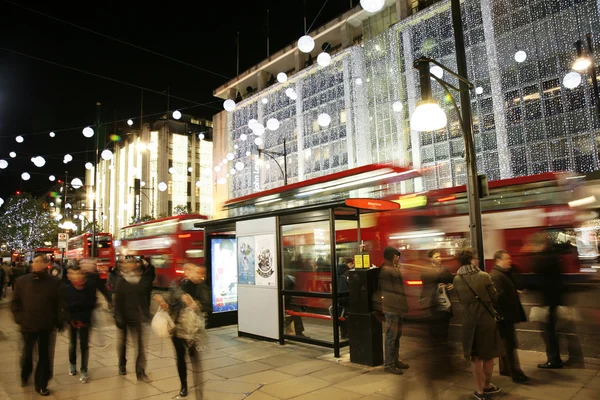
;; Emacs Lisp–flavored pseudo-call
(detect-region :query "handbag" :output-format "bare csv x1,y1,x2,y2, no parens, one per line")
436,285,452,312
458,276,504,323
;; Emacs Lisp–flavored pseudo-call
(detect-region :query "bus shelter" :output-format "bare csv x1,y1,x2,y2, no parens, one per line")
199,164,418,357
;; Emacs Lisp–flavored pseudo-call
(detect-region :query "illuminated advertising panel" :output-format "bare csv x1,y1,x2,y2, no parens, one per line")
210,238,238,313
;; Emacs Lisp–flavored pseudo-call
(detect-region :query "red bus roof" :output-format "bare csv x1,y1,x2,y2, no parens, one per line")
120,214,210,230
225,163,418,208
68,232,113,240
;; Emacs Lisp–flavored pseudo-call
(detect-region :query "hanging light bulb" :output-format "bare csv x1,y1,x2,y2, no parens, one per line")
223,99,236,112
277,72,288,83
82,127,94,138
318,113,331,127
0,160,7,169
355,78,363,85
172,110,182,120
15,135,24,143
127,119,134,126
235,162,244,171
158,182,168,192
64,154,73,162
261,98,268,104
214,165,221,172
227,153,235,161
266,118,280,131
360,0,385,13
101,149,113,161
253,123,266,136
514,50,527,63
33,156,46,167
71,178,83,189
317,52,332,67
563,71,582,89
85,162,94,170
49,175,55,181
195,181,201,188
475,87,484,95
188,167,193,173
392,101,403,112
198,133,205,140
255,137,264,146
297,35,315,53
9,152,16,158
430,65,444,79
240,133,248,141
168,167,175,174
246,151,251,156
21,172,31,181
49,132,56,138
248,119,258,129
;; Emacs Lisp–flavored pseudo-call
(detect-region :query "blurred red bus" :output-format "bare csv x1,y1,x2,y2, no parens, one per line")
24,248,62,266
67,233,116,279
118,215,209,287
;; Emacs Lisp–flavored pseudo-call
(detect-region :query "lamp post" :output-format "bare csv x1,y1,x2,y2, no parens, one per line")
257,138,288,186
92,102,101,258
564,33,600,118
410,0,484,262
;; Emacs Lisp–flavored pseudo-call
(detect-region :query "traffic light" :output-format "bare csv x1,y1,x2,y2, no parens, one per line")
16,190,21,195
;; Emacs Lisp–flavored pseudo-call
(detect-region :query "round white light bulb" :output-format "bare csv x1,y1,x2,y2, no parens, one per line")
240,133,248,141
0,198,3,207
230,168,236,175
514,50,527,63
266,118,280,131
318,113,331,127
261,98,268,104
227,153,235,161
392,101,403,112
158,182,168,192
285,88,295,98
297,35,315,53
49,175,55,181
127,119,134,126
223,99,236,112
168,167,175,174
355,78,363,85
172,110,182,120
0,160,7,169
255,137,264,146
140,181,146,187
235,161,244,171
475,86,484,95
195,181,201,188
64,154,73,162
71,178,83,189
317,52,332,67
16,135,24,143
101,149,113,161
198,133,205,140
85,162,93,170
563,71,582,89
9,152,16,158
188,167,193,173
245,151,251,156
289,92,298,100
33,156,46,167
277,72,288,83
82,127,94,138
253,123,265,136
248,119,258,129
49,132,56,138
360,0,385,13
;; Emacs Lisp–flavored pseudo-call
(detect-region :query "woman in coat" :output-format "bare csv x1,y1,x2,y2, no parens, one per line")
453,248,504,400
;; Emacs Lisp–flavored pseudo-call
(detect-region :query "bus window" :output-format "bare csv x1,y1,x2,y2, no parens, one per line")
185,249,204,258
179,219,205,231
149,255,170,268
88,235,113,249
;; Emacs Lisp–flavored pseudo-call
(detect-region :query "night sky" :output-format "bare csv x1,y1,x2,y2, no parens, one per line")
0,0,356,200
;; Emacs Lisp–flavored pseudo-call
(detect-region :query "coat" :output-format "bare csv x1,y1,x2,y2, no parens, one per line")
11,272,62,332
532,250,564,307
113,274,151,326
453,265,504,360
62,280,97,324
420,266,454,316
379,261,408,315
490,266,526,324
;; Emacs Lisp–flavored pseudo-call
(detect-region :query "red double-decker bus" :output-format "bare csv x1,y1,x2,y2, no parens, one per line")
118,215,209,287
67,233,116,279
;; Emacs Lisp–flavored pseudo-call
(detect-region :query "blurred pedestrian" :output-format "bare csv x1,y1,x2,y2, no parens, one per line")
453,248,503,399
380,246,409,375
335,259,351,339
421,249,454,346
490,250,529,382
154,263,210,398
140,256,156,319
0,264,5,300
113,259,150,381
62,265,97,383
530,233,565,369
11,255,63,396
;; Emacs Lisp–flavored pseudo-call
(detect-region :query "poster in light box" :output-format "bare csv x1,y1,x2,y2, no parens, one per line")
254,234,276,286
237,236,255,285
210,238,238,313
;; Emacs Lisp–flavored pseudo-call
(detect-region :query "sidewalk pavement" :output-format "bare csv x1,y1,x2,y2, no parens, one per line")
1,298,599,400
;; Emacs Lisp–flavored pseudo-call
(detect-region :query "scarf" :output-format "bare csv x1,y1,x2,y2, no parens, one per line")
456,264,480,276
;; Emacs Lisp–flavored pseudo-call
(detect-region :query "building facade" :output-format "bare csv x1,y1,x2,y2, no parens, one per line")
86,115,213,235
212,0,600,216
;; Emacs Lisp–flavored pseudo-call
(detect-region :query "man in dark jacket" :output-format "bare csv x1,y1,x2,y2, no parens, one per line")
379,247,409,374
140,256,156,319
114,259,151,381
11,255,62,396
490,250,529,382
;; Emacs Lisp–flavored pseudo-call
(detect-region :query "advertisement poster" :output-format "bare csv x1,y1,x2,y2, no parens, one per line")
210,238,238,313
238,236,256,285
255,234,276,286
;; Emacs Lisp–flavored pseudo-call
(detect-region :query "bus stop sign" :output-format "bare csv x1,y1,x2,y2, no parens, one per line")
345,198,400,211
58,233,69,249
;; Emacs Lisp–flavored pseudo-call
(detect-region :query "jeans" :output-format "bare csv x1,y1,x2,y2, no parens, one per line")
172,336,202,389
69,325,90,372
118,323,146,374
21,331,51,390
384,312,403,368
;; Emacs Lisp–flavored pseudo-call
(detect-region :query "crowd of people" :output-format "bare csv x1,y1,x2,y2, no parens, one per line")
6,255,210,398
378,232,581,400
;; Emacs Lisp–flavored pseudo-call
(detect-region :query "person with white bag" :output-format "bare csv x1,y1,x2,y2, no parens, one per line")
154,262,211,399
421,250,454,346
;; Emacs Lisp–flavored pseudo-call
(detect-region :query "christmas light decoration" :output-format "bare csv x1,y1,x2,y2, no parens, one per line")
392,101,403,112
318,113,331,127
360,0,385,13
235,162,244,171
71,178,83,188
240,133,248,141
266,118,280,131
158,182,168,192
0,160,7,169
298,35,315,53
32,156,46,167
49,132,55,138
15,136,24,143
82,127,94,138
9,152,16,158
85,162,94,170
172,110,182,120
261,98,268,104
21,172,31,181
49,175,55,181
64,154,73,162
223,99,236,112
127,119,134,126
277,72,287,83
101,149,113,161
563,72,582,89
317,52,332,67
198,133,205,140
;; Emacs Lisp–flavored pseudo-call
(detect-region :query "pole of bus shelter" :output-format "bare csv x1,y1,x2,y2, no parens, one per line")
92,102,101,258
450,0,484,263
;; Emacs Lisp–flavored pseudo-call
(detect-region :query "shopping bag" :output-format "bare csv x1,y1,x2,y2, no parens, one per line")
151,309,174,338
529,306,549,323
436,285,452,312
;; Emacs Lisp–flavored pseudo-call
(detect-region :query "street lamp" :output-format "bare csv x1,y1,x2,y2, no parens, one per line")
564,34,600,118
409,0,484,262
257,138,288,186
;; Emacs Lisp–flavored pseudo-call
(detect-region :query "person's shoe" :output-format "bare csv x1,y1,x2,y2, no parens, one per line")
69,364,77,376
538,362,563,369
483,383,501,394
79,370,89,383
512,374,530,383
118,365,127,375
395,361,409,369
179,386,188,397
384,366,403,375
473,392,489,400
136,371,151,383
35,388,51,396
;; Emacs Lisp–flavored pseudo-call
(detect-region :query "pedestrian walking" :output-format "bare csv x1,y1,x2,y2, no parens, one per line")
140,256,156,319
420,249,454,346
113,258,151,381
11,255,63,396
379,246,409,375
154,262,210,398
490,250,529,382
62,265,97,383
453,248,504,400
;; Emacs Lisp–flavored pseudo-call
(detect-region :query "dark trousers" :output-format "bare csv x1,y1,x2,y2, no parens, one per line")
543,306,561,364
69,325,90,372
384,312,403,368
429,312,451,346
118,323,146,374
498,321,524,376
172,336,202,394
97,279,112,306
21,331,51,390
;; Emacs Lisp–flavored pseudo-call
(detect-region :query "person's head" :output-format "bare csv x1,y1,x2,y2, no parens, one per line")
494,250,511,269
183,262,206,283
31,255,47,273
67,266,85,284
428,250,442,267
50,268,60,277
383,247,401,266
344,257,355,269
530,232,548,252
119,258,139,275
455,247,475,266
